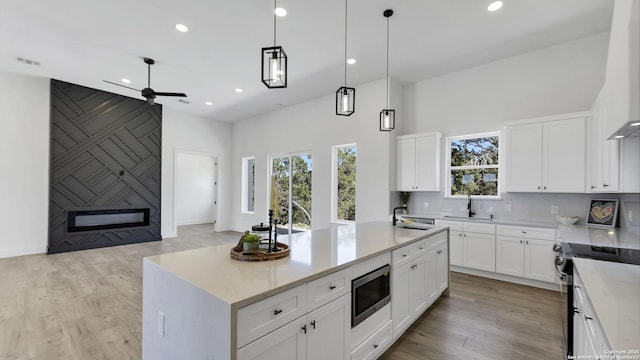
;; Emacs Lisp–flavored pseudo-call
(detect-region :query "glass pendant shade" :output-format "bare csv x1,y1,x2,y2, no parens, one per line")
262,46,287,88
336,86,355,116
379,109,395,131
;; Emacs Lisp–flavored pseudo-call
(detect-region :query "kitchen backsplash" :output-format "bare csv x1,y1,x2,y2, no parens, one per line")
399,192,640,230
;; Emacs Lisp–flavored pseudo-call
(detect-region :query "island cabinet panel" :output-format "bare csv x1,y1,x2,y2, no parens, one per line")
238,294,351,360
237,284,308,348
350,320,393,360
307,268,351,312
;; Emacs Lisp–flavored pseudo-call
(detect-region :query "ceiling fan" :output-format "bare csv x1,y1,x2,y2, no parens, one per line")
104,57,187,105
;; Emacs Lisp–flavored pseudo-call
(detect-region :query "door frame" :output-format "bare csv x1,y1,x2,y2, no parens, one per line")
173,149,220,235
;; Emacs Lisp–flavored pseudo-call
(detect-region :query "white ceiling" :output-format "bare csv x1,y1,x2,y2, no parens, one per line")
0,0,613,122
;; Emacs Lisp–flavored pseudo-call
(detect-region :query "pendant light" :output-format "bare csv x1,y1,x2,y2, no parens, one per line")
336,0,355,116
262,0,287,89
379,9,395,131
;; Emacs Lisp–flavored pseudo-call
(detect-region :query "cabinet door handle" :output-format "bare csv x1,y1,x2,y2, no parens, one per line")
310,320,316,329
521,231,527,234
302,324,307,334
603,183,609,187
590,185,597,189
274,309,283,316
526,240,529,244
329,285,336,290
538,186,541,190
373,344,379,349
437,250,442,254
463,234,466,237
520,240,523,244
402,254,408,258
419,246,424,250
584,315,593,321
544,186,547,190
458,233,462,237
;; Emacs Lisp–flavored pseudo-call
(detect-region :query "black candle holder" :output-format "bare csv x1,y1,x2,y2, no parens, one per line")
267,210,274,253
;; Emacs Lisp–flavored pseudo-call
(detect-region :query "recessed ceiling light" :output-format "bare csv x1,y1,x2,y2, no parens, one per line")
347,58,356,65
205,101,213,106
614,135,625,139
275,8,287,17
121,78,131,84
631,122,640,126
488,1,503,11
175,24,189,32
235,88,243,93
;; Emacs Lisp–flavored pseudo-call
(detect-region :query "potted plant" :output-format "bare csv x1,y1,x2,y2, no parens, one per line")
241,232,262,251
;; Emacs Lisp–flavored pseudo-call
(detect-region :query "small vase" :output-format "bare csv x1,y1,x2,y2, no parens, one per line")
243,241,260,251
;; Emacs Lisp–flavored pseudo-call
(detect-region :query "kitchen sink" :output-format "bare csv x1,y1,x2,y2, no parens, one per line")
443,215,492,222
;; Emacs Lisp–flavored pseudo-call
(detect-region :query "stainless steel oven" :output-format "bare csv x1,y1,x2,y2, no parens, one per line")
553,243,574,359
351,264,391,327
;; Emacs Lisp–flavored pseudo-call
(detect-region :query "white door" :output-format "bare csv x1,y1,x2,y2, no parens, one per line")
496,235,524,277
175,152,218,227
307,294,350,360
506,123,543,192
543,118,586,192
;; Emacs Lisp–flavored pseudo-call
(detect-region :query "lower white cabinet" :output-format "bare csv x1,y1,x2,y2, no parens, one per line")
238,294,351,360
391,254,427,338
449,230,463,266
496,225,556,283
462,232,496,272
573,270,610,359
427,243,448,304
350,321,393,360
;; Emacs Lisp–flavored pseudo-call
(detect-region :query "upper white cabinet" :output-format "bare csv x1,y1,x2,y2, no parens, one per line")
587,87,620,192
604,0,640,139
506,113,587,193
396,132,441,191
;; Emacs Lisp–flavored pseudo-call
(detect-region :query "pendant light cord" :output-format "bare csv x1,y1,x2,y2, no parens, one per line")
344,0,348,87
273,0,277,46
385,14,390,108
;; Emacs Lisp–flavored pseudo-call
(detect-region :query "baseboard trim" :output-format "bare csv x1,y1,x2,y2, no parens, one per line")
450,265,560,291
0,245,47,259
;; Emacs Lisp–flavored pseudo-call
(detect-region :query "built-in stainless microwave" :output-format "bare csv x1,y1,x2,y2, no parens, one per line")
351,264,391,327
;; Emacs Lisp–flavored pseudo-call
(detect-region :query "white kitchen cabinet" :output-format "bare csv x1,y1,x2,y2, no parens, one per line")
573,270,611,359
396,132,441,191
391,253,427,339
238,294,350,360
427,243,449,305
588,87,620,192
350,321,392,360
604,0,640,139
506,114,587,193
462,232,496,272
436,220,495,271
496,225,556,283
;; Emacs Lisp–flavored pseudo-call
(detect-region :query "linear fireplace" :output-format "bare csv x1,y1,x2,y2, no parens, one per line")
66,208,150,233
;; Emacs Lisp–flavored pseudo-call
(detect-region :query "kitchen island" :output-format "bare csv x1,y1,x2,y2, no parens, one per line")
142,221,449,360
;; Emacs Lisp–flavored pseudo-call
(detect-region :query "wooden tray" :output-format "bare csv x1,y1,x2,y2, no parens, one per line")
230,242,290,262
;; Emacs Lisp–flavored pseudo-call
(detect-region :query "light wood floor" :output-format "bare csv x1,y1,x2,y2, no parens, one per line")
0,225,564,360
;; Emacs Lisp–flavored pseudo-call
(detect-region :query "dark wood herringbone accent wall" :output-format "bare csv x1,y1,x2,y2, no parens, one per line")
48,80,162,254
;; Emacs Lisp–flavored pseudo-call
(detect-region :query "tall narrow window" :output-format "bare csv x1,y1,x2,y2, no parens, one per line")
446,132,500,198
241,157,255,213
332,144,357,222
269,152,312,234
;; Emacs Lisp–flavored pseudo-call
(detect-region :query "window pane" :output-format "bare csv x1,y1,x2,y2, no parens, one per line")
291,154,312,231
247,158,254,212
450,136,499,167
271,157,290,226
337,146,356,221
450,168,499,196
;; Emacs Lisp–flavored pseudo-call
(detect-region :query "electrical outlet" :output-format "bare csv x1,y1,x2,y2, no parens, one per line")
158,311,166,337
551,205,559,215
505,204,512,212
423,202,429,208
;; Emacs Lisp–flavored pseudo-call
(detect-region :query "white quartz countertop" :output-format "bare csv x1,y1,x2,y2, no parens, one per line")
573,258,640,351
400,213,560,229
558,225,640,250
144,221,446,309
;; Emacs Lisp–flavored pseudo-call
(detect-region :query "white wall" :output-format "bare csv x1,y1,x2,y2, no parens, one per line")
162,108,232,237
230,78,401,232
0,71,50,258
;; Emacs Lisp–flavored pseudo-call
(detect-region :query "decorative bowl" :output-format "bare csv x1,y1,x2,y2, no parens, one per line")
556,216,580,225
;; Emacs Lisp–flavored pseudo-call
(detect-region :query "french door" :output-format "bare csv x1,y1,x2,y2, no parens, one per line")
269,152,312,235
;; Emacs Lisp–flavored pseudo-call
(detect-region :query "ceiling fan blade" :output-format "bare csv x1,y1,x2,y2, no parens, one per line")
103,80,140,92
154,92,187,97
